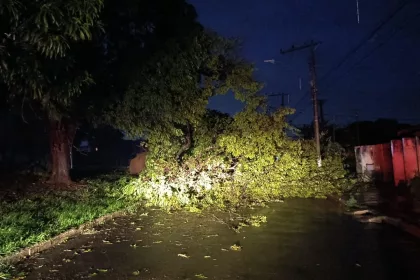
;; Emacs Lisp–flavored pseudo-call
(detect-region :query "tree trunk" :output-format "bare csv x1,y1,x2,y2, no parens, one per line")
48,120,76,185
176,123,193,163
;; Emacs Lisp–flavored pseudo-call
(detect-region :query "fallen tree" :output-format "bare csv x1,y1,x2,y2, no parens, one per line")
124,100,354,210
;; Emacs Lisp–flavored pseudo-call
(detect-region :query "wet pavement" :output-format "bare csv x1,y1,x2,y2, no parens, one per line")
18,199,420,279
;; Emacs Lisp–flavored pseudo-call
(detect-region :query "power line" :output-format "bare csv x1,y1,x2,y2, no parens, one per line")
354,11,420,67
322,9,420,94
291,90,310,110
319,0,412,87
288,1,414,124
290,1,415,123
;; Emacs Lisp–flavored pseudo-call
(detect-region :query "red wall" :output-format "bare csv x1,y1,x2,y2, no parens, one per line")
380,143,393,182
403,138,418,182
391,140,406,186
357,137,420,186
371,144,390,181
416,137,420,174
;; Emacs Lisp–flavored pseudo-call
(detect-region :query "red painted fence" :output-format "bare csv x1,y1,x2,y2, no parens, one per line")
355,137,420,186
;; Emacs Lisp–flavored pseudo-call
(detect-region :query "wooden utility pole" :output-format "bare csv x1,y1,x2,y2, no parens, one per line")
281,40,322,167
318,99,326,125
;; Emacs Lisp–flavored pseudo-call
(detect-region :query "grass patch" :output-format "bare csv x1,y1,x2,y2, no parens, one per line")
0,175,134,257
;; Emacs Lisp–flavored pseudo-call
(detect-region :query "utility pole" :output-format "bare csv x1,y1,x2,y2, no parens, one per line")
281,40,322,167
318,99,326,125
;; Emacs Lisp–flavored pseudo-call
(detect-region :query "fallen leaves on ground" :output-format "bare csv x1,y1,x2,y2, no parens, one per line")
230,244,242,251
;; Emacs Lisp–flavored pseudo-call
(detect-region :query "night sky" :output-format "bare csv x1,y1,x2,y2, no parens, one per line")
190,0,420,125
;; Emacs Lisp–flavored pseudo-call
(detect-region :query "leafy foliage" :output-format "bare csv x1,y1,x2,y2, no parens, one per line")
0,1,352,209
1,0,103,58
124,99,353,210
109,30,262,145
1,0,260,183
0,0,104,120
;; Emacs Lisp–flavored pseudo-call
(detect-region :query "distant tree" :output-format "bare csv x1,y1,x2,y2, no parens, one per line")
0,0,260,184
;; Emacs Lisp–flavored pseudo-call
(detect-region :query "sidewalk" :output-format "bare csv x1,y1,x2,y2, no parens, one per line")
352,186,420,238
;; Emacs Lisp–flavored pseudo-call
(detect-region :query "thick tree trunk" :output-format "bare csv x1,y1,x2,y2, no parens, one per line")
48,120,76,185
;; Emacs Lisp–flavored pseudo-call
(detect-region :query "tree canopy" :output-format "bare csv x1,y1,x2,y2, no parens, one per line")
0,0,261,183
0,0,104,119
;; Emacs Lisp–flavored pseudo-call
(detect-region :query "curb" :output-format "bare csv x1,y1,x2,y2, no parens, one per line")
0,210,128,265
351,209,420,238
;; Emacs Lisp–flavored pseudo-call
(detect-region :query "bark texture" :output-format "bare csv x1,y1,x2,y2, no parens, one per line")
48,120,76,185
176,123,192,163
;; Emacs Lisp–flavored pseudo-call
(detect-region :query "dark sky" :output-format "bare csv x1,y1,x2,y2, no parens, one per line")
189,0,420,125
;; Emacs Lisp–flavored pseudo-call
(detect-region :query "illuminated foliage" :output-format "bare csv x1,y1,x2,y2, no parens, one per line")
0,0,351,196
124,97,353,210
